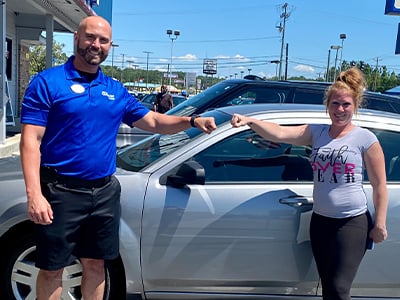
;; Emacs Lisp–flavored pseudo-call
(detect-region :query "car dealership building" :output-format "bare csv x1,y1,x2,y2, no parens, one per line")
0,0,112,144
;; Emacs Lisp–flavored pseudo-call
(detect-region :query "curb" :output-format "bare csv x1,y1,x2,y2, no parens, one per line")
0,134,21,158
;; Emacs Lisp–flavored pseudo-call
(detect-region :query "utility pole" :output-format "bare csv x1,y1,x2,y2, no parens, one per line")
121,54,125,83
372,57,380,92
326,49,331,82
284,43,289,80
143,51,153,90
277,3,290,80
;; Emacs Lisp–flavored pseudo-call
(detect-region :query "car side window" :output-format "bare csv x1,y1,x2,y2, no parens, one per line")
221,87,291,107
367,128,400,181
363,95,400,114
141,94,156,105
292,88,324,104
192,130,313,183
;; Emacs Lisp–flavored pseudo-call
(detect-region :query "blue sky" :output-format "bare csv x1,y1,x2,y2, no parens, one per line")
55,0,400,80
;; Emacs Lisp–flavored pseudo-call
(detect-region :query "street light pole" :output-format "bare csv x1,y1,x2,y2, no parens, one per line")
330,45,341,80
166,29,180,91
143,51,153,90
339,33,346,72
270,60,280,80
111,44,119,78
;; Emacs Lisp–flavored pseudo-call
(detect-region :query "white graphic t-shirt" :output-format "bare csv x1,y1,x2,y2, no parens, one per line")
309,124,378,218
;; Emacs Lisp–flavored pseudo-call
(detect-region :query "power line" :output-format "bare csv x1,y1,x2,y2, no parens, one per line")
115,35,280,45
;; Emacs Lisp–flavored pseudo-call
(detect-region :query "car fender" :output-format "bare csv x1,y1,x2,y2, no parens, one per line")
0,201,30,237
119,218,143,295
117,171,150,295
0,176,29,237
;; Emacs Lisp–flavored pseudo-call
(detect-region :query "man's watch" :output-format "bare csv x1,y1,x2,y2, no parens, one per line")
190,115,200,128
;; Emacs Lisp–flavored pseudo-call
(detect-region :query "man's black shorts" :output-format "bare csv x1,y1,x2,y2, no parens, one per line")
36,176,121,270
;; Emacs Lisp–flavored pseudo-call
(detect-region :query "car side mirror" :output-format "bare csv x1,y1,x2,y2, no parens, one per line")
167,161,205,188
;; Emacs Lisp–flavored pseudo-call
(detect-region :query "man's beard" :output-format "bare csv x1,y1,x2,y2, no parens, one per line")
76,42,107,66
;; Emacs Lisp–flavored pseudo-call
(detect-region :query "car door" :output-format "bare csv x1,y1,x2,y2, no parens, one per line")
140,128,319,298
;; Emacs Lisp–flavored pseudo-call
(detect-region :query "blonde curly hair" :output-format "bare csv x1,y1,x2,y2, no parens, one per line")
323,67,367,113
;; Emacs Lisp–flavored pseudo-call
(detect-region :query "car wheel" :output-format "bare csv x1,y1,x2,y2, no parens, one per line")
0,229,126,300
105,256,127,299
0,231,83,299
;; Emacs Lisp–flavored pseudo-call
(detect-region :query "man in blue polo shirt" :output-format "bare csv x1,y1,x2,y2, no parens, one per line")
20,15,216,300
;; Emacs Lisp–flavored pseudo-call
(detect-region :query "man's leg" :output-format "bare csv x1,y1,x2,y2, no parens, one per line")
81,258,105,300
36,269,63,300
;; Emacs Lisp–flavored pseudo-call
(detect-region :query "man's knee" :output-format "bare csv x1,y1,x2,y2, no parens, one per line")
38,268,64,281
81,258,104,273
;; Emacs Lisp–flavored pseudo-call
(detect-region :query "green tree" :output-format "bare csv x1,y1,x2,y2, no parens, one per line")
29,41,68,76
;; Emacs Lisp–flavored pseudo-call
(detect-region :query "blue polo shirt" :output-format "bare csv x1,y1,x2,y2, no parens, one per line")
21,56,149,179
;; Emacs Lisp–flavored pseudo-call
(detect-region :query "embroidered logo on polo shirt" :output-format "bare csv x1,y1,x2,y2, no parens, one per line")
102,91,116,101
71,84,85,94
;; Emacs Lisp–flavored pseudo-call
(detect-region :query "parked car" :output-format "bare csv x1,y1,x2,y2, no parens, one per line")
1,104,400,299
117,76,400,147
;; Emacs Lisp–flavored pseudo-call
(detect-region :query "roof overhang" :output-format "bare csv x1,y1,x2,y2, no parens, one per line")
8,0,96,33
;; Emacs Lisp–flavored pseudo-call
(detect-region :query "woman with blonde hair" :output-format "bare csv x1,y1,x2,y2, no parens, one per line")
231,67,388,300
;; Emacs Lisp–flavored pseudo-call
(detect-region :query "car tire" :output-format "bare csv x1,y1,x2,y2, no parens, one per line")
0,228,126,300
105,256,127,300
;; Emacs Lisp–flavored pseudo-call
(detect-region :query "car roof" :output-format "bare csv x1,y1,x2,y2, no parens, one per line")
211,103,400,121
227,76,400,100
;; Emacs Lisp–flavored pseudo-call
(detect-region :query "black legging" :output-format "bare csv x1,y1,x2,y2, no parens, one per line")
310,212,371,300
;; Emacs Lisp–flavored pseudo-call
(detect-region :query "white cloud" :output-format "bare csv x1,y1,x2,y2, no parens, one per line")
233,54,251,62
214,55,230,59
293,64,315,73
213,54,250,62
177,54,197,61
257,71,271,79
154,65,168,72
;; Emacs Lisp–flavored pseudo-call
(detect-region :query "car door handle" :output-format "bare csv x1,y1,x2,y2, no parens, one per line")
279,196,313,207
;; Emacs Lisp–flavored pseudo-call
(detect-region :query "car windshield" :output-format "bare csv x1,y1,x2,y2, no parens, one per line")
166,81,240,116
117,110,232,172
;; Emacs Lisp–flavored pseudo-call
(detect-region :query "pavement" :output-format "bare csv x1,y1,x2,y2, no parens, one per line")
0,118,21,158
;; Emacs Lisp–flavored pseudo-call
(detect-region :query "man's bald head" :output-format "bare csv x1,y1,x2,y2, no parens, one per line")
73,16,113,72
